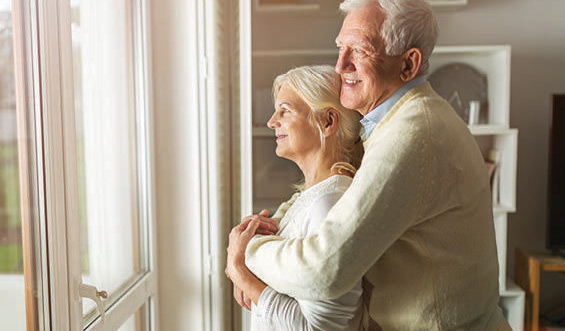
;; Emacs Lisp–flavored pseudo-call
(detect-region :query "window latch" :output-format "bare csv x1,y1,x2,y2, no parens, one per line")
79,283,108,322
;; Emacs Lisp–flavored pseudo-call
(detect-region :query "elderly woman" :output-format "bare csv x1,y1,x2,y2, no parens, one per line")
226,65,364,331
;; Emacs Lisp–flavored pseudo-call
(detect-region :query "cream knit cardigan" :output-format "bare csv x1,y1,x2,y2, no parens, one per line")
246,83,511,330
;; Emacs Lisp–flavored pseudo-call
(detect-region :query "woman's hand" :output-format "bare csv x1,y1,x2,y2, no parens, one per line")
248,209,278,235
226,210,277,308
226,211,277,279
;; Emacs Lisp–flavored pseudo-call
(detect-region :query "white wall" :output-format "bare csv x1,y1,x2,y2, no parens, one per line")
151,0,205,330
0,276,26,330
433,0,565,312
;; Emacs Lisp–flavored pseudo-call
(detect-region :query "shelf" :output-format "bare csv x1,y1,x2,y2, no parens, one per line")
253,0,466,13
255,4,320,13
500,278,525,297
494,203,516,215
469,124,511,136
255,125,516,140
429,45,511,128
427,0,467,7
253,49,337,57
253,0,320,13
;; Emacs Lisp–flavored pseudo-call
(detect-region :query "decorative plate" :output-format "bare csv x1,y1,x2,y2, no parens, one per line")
428,62,488,124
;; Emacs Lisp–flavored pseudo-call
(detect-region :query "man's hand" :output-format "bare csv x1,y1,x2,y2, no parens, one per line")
226,213,277,278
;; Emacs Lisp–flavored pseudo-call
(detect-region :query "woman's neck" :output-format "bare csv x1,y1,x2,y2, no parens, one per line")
297,152,344,190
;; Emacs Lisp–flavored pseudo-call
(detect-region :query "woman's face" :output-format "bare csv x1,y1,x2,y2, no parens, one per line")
267,85,321,163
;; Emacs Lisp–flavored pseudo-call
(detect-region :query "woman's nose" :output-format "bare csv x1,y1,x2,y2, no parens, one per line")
267,112,279,129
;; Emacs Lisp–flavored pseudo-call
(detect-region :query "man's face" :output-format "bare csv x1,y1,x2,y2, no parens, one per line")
335,5,404,116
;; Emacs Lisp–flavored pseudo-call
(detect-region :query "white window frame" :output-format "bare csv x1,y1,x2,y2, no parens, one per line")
238,0,253,328
12,0,158,329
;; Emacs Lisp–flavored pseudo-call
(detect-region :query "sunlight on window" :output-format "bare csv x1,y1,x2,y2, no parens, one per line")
70,0,146,323
117,302,148,331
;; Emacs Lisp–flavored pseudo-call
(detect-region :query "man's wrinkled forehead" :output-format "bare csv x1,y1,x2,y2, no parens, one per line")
335,7,383,48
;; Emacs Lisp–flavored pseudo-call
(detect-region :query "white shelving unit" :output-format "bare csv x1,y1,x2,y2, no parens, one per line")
429,45,523,330
241,2,523,330
501,280,527,331
430,46,512,128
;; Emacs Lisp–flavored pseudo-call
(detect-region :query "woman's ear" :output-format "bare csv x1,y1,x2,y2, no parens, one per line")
322,109,340,137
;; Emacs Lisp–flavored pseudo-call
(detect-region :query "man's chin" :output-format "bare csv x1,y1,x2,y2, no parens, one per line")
340,98,361,112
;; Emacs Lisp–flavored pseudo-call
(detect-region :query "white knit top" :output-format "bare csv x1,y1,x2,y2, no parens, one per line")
251,175,363,331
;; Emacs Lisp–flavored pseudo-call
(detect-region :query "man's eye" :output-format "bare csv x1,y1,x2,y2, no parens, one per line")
354,49,364,54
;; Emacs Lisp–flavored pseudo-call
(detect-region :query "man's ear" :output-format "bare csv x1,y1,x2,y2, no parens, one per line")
400,47,423,82
322,109,340,137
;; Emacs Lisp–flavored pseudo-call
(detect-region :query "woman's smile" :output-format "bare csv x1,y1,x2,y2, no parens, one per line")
267,85,321,162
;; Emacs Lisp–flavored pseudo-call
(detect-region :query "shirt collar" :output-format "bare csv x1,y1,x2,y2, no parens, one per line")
360,76,426,140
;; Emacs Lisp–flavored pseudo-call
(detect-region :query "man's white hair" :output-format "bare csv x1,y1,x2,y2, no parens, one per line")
339,0,439,75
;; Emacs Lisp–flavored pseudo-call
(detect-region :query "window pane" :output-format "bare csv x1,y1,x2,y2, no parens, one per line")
0,1,26,330
70,0,146,322
117,302,149,331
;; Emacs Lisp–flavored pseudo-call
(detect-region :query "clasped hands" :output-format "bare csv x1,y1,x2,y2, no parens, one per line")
225,210,278,310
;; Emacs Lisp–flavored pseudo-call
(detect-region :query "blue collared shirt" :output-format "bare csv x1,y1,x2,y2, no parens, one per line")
360,76,426,140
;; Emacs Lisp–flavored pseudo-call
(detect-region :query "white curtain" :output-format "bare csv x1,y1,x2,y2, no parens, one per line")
152,0,241,330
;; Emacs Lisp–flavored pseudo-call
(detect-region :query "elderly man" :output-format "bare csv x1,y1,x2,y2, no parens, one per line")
227,0,511,329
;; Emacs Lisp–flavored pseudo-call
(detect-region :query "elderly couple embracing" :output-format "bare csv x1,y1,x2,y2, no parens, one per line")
225,0,511,330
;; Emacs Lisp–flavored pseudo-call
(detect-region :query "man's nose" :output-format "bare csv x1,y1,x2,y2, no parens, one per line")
335,52,353,74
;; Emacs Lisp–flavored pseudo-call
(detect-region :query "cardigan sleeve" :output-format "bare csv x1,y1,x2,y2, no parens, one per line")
246,107,431,300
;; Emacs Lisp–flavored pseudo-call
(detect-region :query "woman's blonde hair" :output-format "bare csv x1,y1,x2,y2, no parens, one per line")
272,65,364,172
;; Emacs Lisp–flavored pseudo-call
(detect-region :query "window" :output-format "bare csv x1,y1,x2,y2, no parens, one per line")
70,0,151,326
0,1,26,329
10,0,157,329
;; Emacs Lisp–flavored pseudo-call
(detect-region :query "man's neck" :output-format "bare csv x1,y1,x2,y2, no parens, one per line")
360,76,427,139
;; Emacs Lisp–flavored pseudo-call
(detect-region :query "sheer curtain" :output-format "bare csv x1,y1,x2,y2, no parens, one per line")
151,0,241,330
